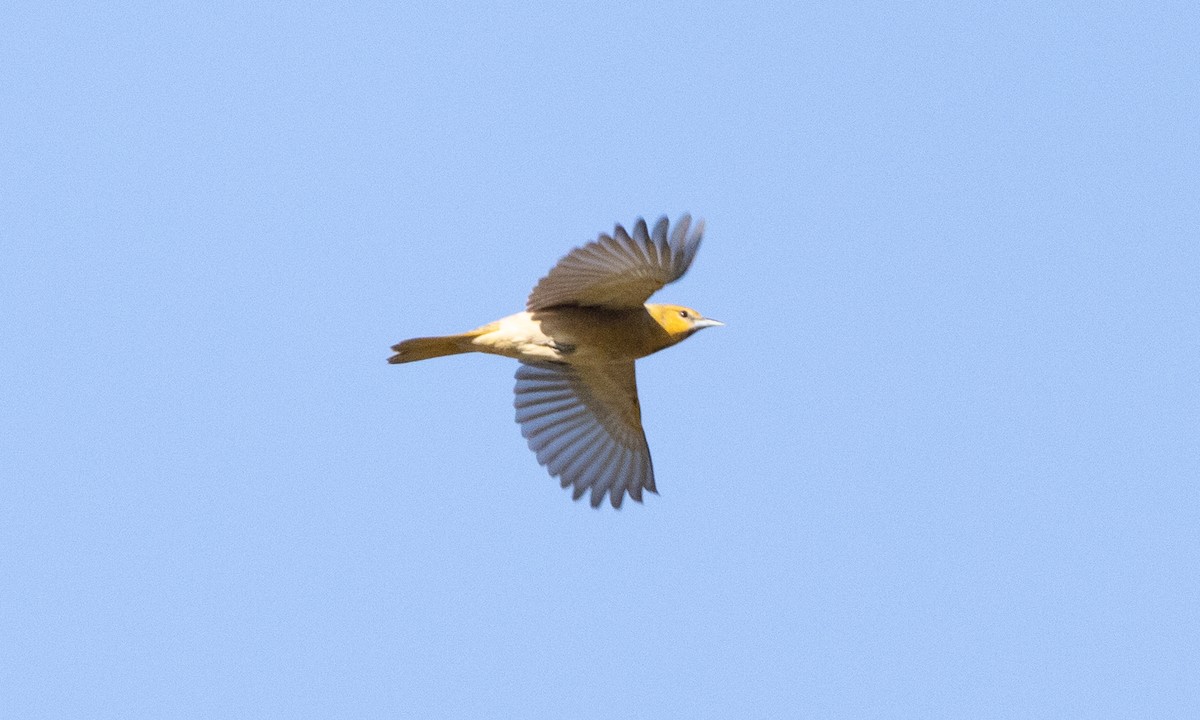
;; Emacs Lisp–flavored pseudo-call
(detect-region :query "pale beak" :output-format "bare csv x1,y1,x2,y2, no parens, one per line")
693,318,725,329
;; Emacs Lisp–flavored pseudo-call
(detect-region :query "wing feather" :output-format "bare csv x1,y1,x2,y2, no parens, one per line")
514,361,655,508
526,215,705,310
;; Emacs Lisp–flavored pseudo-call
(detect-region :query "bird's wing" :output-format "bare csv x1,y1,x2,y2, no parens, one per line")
514,361,655,508
526,215,705,311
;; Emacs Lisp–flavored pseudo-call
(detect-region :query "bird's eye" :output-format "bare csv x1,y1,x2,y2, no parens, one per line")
678,310,689,318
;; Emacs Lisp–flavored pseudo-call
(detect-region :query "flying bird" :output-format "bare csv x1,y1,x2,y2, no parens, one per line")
388,215,721,508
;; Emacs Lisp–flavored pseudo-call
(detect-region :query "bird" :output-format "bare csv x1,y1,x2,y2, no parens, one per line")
388,215,721,508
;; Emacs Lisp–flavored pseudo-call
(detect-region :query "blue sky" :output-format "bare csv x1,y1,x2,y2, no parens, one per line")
3,1,1198,717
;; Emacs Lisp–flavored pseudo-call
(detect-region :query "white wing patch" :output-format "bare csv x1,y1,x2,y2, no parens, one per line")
513,361,655,508
526,215,705,311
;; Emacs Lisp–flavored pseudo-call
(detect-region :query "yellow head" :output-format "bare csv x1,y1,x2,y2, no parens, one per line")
647,304,724,343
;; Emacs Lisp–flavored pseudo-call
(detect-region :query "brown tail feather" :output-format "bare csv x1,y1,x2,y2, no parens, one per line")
387,334,475,364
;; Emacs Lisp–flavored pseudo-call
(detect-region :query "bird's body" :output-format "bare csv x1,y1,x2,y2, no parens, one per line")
389,216,720,508
393,304,698,365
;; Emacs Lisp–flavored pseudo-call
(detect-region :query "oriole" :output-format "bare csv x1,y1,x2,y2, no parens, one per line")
388,215,721,508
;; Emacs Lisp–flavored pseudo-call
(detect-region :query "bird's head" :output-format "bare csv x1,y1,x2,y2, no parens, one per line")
648,304,724,342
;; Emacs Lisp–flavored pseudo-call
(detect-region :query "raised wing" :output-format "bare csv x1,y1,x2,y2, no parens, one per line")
513,361,655,508
526,215,705,311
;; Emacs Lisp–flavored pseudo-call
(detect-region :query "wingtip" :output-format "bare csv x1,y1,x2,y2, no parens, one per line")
565,483,651,510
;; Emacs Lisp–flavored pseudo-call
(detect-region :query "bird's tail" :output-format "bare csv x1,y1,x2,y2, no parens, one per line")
388,332,479,364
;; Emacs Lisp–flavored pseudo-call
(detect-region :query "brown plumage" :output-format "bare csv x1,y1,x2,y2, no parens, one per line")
388,215,721,507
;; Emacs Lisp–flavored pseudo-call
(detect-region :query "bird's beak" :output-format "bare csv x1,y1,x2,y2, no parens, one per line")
693,318,725,329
